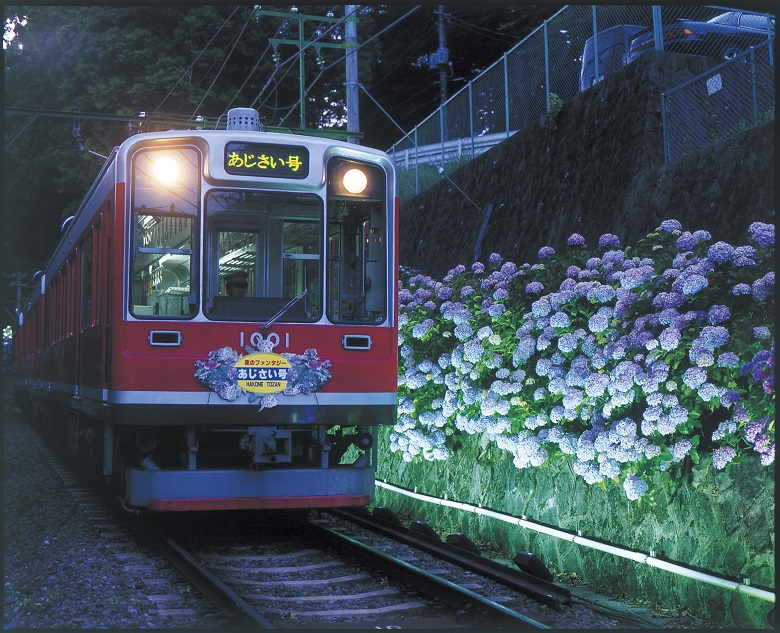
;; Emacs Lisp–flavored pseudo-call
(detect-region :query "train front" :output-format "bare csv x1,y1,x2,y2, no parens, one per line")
113,109,398,511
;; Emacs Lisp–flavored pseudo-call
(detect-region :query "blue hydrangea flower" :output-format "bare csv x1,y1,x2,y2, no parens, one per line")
712,446,737,470
538,246,556,259
748,221,775,247
681,274,708,295
670,439,692,462
660,219,682,233
437,286,453,300
454,322,473,340
684,367,708,390
599,233,621,248
675,232,699,251
526,281,544,294
652,292,685,309
732,283,751,295
488,253,502,265
550,311,571,329
753,326,771,339
717,352,740,368
707,304,730,324
567,233,586,246
623,475,649,500
707,241,735,263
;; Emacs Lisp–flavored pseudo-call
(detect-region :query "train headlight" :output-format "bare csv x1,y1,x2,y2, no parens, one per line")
152,156,180,184
342,168,368,195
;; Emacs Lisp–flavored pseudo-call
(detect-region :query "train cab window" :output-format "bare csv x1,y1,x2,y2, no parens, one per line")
326,158,388,324
205,191,322,322
129,147,200,318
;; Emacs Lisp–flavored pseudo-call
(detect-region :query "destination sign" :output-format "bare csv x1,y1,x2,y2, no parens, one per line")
225,142,309,178
234,352,291,394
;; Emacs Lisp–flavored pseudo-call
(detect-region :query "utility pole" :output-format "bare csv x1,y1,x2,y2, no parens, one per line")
345,5,360,143
254,6,348,129
436,5,448,106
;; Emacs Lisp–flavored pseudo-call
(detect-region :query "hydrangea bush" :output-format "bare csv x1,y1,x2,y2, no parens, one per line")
394,220,774,502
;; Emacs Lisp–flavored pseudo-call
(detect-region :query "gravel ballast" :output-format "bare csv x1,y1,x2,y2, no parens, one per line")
4,397,731,629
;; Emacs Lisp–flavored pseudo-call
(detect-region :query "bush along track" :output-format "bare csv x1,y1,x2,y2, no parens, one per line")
394,220,774,504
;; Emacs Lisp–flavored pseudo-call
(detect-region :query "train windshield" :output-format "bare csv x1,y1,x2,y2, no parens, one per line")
130,147,200,318
205,192,322,322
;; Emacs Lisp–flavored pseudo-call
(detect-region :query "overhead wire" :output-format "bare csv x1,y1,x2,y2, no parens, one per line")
151,5,241,119
192,11,253,117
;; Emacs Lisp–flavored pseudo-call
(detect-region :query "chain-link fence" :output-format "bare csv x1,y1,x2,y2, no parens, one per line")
662,40,775,163
389,5,775,201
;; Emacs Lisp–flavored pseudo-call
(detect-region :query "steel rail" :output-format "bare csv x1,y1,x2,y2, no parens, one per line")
331,507,571,610
304,517,551,629
130,518,276,629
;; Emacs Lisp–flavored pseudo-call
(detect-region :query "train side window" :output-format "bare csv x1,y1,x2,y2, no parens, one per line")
81,230,93,330
129,147,200,319
326,159,387,324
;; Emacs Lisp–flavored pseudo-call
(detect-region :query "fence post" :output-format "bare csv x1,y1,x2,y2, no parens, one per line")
414,127,419,196
661,91,669,164
768,15,774,66
652,6,663,52
592,6,599,88
504,53,510,138
468,82,474,159
750,48,758,126
544,19,550,112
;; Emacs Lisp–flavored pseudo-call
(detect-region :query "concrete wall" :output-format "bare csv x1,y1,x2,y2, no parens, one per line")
398,50,774,277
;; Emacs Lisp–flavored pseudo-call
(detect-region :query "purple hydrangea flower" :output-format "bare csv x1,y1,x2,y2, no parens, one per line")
652,291,685,309
454,322,473,340
681,274,708,295
732,283,751,295
622,475,649,500
538,246,556,259
712,446,737,470
748,221,775,247
437,286,453,300
707,241,735,263
550,311,571,329
488,253,502,265
675,232,699,251
599,233,621,247
753,326,771,339
567,233,586,246
707,304,730,324
717,352,740,368
472,262,485,274
525,282,544,294
683,367,707,389
660,219,682,233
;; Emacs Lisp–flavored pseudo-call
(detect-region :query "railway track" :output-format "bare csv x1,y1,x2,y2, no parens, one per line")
146,510,552,629
18,412,659,629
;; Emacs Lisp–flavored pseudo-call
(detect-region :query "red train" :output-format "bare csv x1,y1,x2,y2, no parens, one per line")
13,108,398,511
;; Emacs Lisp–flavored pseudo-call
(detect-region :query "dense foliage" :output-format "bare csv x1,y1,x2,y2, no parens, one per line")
394,220,774,502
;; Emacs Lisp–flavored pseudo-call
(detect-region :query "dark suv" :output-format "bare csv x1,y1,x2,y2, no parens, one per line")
579,23,645,92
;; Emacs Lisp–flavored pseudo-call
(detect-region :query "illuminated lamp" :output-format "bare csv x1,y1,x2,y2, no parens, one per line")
342,168,368,195
153,156,179,184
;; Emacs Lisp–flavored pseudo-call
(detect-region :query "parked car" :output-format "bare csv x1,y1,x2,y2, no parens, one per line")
579,24,645,92
626,11,775,64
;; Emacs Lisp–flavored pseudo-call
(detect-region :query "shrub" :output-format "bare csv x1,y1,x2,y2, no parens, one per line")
394,220,774,502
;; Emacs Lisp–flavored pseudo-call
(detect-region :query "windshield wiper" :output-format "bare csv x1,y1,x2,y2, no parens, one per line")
261,288,307,335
